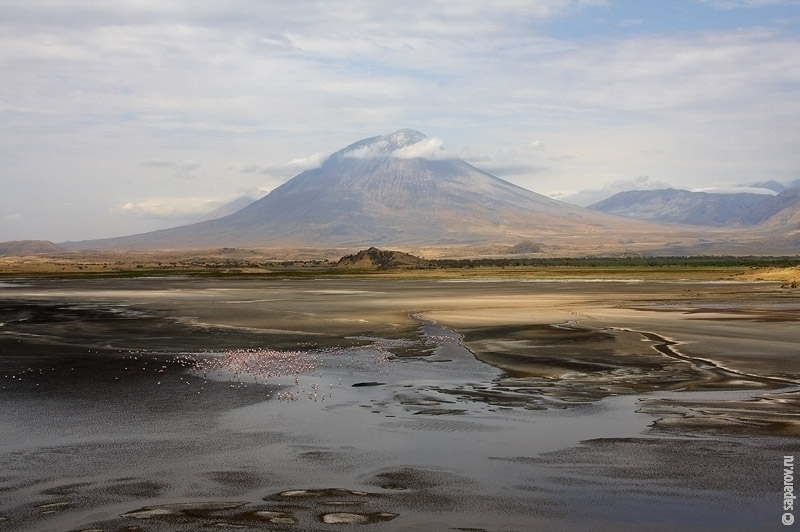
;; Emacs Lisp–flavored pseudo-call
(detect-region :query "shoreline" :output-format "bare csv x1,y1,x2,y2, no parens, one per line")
1,248,798,285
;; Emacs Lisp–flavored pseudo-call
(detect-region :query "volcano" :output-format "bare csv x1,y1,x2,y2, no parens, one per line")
64,129,654,250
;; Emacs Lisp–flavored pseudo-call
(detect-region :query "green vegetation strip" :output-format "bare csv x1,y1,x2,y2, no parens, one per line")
1,255,797,280
430,256,800,269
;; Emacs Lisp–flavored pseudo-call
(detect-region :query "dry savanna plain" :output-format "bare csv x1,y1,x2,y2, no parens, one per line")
1,250,799,531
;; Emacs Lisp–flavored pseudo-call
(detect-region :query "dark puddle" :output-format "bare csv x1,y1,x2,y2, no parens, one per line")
117,488,399,528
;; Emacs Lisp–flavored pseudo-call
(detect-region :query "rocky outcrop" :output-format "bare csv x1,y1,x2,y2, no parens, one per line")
336,247,429,270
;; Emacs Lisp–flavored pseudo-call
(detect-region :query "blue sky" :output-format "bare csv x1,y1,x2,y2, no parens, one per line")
1,0,799,242
552,1,799,37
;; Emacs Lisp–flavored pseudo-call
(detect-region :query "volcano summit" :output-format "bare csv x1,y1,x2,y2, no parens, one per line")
66,130,658,250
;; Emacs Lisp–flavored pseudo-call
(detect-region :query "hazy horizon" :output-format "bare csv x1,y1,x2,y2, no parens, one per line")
2,1,799,242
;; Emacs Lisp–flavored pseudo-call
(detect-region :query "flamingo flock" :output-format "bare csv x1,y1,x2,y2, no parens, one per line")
2,341,399,401
177,343,394,402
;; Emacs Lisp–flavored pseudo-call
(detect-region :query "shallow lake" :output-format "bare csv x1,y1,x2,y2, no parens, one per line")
0,277,794,531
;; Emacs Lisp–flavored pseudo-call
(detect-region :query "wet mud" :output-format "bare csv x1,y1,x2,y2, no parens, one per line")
0,277,798,531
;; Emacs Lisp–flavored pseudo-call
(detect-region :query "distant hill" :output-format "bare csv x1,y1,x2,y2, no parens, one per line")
751,178,800,194
507,240,544,254
741,189,800,228
0,240,63,256
335,247,429,269
62,129,651,250
751,180,790,194
195,196,257,222
587,187,800,234
588,189,771,227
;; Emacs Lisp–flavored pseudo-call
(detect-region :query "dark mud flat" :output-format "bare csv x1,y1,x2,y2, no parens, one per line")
0,277,798,531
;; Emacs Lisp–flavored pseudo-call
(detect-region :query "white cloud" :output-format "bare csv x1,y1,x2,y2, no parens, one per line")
343,136,454,160
286,152,328,170
141,160,201,179
701,0,800,8
117,197,230,219
520,29,800,115
344,142,390,160
239,152,328,178
691,186,777,194
460,140,551,178
239,165,261,174
142,160,179,168
392,137,452,159
3,213,22,222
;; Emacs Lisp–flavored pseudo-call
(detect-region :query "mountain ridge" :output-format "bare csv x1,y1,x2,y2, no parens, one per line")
63,129,650,251
589,187,800,229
